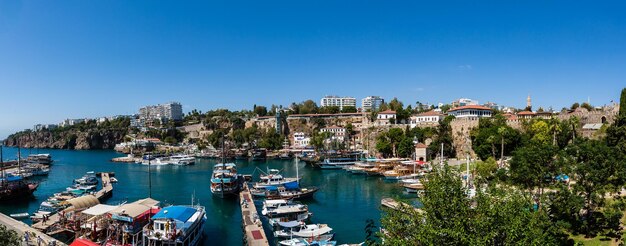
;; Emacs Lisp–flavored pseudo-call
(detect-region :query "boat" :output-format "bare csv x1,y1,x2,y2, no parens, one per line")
317,157,357,169
74,171,98,185
278,152,293,160
274,221,333,238
0,175,39,202
278,238,337,246
170,154,195,165
30,166,50,176
210,163,242,198
251,148,267,161
141,156,173,166
261,199,309,226
403,182,425,193
26,154,53,165
264,185,319,200
30,201,60,221
10,212,29,219
253,169,299,189
143,204,207,246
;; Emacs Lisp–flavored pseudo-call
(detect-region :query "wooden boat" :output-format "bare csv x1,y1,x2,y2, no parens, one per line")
265,186,319,200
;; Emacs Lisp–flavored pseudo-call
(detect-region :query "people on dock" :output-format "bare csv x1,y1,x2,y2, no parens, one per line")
24,231,30,244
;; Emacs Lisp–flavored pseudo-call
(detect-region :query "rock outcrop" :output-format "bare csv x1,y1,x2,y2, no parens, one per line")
3,129,127,150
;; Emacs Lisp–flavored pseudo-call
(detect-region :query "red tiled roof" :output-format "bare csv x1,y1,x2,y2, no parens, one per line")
415,143,428,148
416,110,443,117
517,111,535,115
288,113,362,117
503,113,518,120
448,105,493,112
378,110,396,114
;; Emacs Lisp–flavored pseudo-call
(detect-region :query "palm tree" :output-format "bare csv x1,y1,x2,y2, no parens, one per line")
497,126,509,164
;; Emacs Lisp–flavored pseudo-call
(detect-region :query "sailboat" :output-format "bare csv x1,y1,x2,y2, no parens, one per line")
0,145,38,202
210,136,242,198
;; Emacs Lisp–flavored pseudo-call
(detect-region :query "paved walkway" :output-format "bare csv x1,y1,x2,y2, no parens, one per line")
0,212,66,246
240,183,269,246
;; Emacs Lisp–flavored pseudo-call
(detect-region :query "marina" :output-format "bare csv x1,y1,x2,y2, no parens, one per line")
0,147,417,245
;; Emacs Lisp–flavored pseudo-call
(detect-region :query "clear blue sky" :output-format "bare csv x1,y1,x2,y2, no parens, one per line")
1,1,625,139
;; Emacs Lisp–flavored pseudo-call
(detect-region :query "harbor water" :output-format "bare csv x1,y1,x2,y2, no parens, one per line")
0,147,417,245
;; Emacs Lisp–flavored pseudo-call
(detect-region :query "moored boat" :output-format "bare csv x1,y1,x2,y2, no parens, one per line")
143,204,206,246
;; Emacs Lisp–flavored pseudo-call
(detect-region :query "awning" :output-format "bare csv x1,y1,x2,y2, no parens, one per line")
70,238,100,246
82,204,119,216
277,221,301,228
66,195,100,210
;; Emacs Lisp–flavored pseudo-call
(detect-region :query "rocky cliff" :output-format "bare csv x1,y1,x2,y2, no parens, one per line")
3,129,127,150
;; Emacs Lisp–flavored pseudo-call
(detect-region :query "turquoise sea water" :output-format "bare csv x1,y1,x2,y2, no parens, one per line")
0,147,416,245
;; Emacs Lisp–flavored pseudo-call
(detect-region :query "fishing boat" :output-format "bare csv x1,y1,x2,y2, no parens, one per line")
274,222,333,238
30,201,60,221
0,175,38,202
10,212,29,219
143,204,207,246
403,182,425,193
278,238,337,246
317,157,357,169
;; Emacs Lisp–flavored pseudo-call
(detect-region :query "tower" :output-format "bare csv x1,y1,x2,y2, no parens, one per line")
526,94,532,109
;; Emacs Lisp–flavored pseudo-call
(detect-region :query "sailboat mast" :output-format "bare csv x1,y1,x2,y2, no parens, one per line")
17,144,21,176
296,156,299,186
148,150,152,198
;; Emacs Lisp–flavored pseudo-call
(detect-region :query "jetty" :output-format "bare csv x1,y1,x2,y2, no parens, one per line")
0,212,66,245
381,198,423,213
240,182,269,246
32,172,114,232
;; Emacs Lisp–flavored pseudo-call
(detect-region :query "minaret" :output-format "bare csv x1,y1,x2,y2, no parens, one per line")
526,94,532,109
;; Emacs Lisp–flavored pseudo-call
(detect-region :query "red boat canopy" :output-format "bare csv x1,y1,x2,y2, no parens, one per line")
70,238,99,246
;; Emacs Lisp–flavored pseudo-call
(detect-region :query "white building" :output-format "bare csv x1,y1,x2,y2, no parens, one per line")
33,124,58,131
59,118,89,127
376,110,396,124
361,96,384,111
447,105,492,118
139,102,183,122
452,98,479,108
292,132,311,148
320,96,356,110
410,110,444,128
321,126,347,142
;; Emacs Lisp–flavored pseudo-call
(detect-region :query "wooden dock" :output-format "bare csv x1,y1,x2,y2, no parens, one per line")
32,172,114,232
240,183,269,246
381,198,423,213
0,212,67,246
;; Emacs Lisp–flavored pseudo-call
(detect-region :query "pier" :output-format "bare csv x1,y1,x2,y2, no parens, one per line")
239,183,269,246
32,172,114,232
0,212,66,246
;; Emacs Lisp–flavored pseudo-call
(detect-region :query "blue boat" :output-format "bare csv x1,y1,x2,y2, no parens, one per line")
143,205,207,246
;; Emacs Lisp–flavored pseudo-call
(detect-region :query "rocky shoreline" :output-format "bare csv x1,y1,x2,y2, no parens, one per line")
3,129,127,150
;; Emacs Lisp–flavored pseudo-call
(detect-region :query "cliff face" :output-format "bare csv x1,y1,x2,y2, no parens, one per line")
3,129,127,150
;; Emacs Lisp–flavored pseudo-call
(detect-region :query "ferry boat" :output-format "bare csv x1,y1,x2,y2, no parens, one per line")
26,154,53,165
210,163,242,198
344,161,376,174
170,155,195,165
317,157,357,169
278,238,337,246
143,205,206,246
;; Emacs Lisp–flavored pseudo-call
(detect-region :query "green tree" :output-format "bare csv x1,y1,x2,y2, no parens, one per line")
300,100,319,114
428,115,456,159
571,102,580,110
380,164,567,245
580,102,593,111
0,224,20,246
254,105,268,117
341,106,357,113
164,136,177,145
475,157,498,184
509,143,559,207
561,139,625,236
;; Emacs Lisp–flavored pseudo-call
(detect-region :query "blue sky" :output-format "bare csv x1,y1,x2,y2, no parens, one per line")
1,1,625,139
